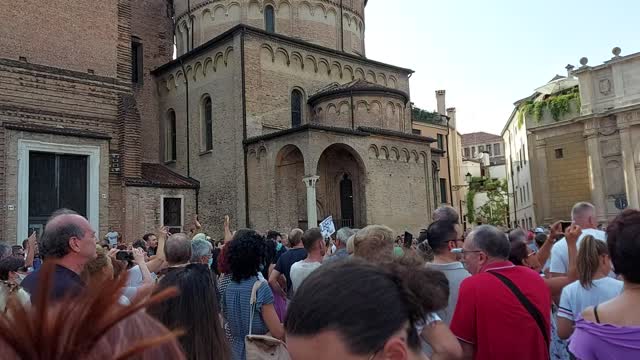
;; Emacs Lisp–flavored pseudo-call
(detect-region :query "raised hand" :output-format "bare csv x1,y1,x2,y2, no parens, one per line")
564,225,582,245
132,247,146,264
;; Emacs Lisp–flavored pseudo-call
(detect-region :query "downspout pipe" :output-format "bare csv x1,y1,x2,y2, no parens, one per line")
241,29,250,228
339,0,344,52
174,10,194,201
188,0,193,51
445,117,453,206
506,128,517,227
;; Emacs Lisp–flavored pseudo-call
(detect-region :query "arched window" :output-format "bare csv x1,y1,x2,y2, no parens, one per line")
202,96,213,151
291,89,303,128
265,5,275,33
166,110,177,161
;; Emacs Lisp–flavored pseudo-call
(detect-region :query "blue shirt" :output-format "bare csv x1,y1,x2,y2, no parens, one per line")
21,264,84,301
222,277,274,360
274,248,307,293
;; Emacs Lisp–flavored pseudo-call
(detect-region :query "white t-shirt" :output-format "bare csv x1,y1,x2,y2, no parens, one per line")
550,228,606,274
557,277,623,321
126,265,157,287
290,260,322,293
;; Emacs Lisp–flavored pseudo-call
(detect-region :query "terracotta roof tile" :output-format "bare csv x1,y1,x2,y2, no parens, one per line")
124,163,199,189
461,132,502,146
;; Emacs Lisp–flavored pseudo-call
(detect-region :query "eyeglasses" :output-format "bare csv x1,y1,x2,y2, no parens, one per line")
451,248,483,256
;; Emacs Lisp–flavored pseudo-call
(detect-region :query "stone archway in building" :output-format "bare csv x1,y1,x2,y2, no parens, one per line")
275,145,307,230
316,144,366,228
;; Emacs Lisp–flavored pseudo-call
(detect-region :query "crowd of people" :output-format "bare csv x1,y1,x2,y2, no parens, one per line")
0,201,639,359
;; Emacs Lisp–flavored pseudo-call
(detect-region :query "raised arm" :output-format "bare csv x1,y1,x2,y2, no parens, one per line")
223,215,233,243
24,231,37,269
146,226,169,273
545,225,581,300
536,222,561,267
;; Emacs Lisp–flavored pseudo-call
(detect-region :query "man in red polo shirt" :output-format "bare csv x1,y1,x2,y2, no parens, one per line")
450,225,551,360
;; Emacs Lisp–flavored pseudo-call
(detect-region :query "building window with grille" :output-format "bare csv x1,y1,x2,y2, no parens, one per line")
162,196,183,233
291,89,303,127
265,5,275,33
464,147,470,158
471,147,476,157
201,95,213,151
166,109,177,162
131,37,143,84
555,148,564,159
439,178,448,204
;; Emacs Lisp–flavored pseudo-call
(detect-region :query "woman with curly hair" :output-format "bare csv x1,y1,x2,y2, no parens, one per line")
222,230,284,360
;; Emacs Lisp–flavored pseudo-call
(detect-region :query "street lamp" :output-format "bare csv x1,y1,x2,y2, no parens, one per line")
452,173,473,191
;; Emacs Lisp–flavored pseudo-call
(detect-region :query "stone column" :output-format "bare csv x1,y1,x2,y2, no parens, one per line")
534,139,553,223
585,130,607,222
619,126,639,208
303,176,320,228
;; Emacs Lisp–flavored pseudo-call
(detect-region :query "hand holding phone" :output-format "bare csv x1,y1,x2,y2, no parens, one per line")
115,251,134,261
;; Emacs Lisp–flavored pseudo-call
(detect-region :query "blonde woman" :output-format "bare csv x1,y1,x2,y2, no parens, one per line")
556,235,622,339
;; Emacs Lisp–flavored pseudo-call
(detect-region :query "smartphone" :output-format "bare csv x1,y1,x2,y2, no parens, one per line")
404,231,414,249
115,251,134,261
560,221,572,232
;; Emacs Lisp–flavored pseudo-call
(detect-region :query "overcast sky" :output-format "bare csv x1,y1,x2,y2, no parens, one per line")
365,0,636,135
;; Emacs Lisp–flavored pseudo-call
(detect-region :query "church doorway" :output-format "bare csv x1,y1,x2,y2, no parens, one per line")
275,145,307,230
28,152,88,232
316,144,365,228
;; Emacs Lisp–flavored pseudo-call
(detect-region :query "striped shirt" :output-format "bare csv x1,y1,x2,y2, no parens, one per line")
222,276,274,360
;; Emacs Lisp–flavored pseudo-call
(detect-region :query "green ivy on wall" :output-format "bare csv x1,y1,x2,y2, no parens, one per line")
465,177,509,226
519,87,581,123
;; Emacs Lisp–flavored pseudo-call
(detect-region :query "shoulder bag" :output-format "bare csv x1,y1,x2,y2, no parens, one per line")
245,280,291,360
488,271,550,356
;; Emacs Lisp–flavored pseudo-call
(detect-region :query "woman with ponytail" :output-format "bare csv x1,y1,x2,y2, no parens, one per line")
285,256,459,360
556,235,622,339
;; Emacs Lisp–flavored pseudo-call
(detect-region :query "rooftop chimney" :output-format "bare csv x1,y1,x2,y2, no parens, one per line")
565,64,575,78
436,90,446,115
446,107,457,129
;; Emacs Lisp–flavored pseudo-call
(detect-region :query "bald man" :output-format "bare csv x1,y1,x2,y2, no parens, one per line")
21,209,97,300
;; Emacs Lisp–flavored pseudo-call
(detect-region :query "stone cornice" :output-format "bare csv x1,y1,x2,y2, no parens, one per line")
153,25,414,75
176,0,365,23
3,122,112,140
0,58,130,91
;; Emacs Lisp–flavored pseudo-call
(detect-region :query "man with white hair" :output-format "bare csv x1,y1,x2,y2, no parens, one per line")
190,238,213,266
550,202,606,277
324,227,354,263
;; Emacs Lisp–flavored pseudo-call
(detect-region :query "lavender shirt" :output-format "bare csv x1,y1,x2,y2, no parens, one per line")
569,317,640,359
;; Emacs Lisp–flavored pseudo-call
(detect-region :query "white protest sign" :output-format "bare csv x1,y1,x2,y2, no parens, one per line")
319,216,336,238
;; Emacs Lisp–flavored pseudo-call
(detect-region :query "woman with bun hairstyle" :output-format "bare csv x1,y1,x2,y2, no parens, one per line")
285,256,457,360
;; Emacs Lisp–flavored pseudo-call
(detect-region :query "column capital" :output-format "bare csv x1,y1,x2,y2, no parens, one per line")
303,175,320,188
